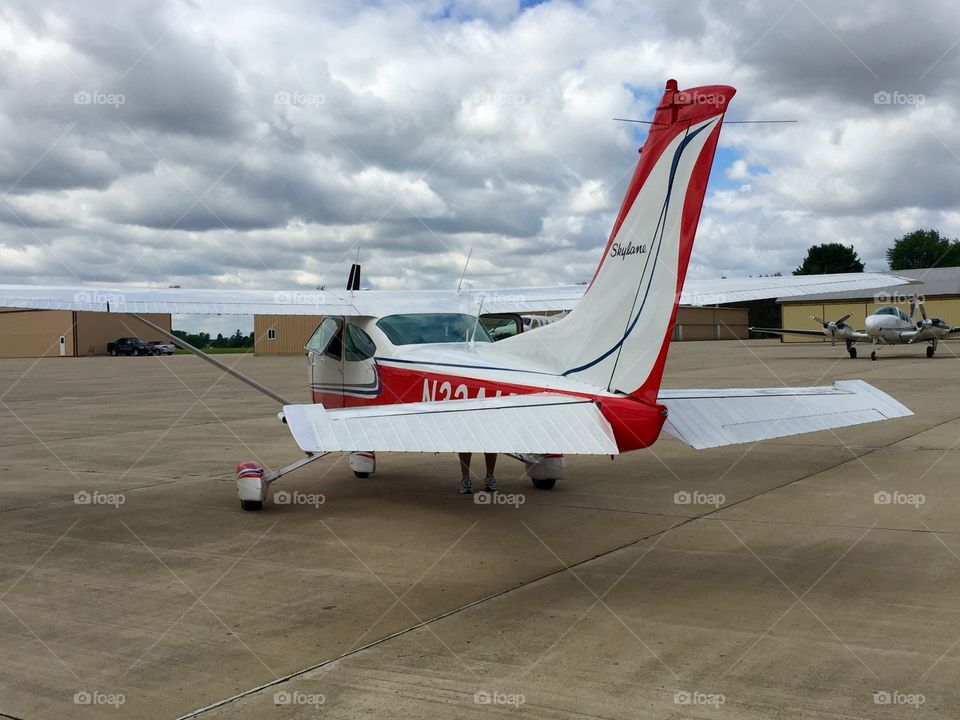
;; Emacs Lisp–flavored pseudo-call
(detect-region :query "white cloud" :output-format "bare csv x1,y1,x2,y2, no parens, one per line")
1,0,959,310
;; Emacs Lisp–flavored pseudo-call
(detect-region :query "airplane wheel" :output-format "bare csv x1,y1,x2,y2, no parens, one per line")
240,500,263,511
870,351,877,361
848,347,857,359
532,478,557,490
927,346,935,358
353,471,371,478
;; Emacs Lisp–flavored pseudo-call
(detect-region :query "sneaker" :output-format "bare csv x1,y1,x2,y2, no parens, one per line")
483,475,496,493
459,476,473,494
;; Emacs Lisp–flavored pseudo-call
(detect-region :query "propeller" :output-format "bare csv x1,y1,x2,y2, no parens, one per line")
909,299,951,341
811,314,852,348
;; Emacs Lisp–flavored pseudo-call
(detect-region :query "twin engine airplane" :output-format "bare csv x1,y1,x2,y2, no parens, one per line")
753,297,960,360
0,80,915,510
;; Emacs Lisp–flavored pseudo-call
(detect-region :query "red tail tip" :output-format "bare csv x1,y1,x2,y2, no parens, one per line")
665,79,678,91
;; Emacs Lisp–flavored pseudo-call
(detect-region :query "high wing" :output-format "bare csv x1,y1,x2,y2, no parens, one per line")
283,394,620,455
751,327,870,341
659,380,911,449
281,381,910,455
679,273,916,306
0,272,914,316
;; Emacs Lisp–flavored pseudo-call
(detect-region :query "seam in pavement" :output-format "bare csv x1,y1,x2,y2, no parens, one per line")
176,436,919,719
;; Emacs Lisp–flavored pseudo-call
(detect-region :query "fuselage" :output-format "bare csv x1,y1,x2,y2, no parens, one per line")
863,306,951,344
305,313,667,451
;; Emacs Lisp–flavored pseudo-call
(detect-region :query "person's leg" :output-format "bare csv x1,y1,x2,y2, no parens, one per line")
483,453,497,492
458,453,473,494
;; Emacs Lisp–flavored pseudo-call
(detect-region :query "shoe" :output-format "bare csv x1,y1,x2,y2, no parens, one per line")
483,475,496,492
459,476,473,494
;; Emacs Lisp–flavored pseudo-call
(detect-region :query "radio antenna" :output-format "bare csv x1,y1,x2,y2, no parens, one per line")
457,248,473,294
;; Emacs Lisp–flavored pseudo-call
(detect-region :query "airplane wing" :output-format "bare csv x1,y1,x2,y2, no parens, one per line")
658,380,911,449
679,272,917,306
0,272,914,316
282,382,910,455
282,394,621,455
751,327,870,342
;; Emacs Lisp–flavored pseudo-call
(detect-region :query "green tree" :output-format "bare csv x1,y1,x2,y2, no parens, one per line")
793,243,864,275
886,229,960,270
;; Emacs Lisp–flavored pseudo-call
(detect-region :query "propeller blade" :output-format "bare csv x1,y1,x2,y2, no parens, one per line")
836,313,851,324
919,301,927,321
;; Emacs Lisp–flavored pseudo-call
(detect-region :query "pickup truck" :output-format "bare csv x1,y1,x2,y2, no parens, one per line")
107,337,156,356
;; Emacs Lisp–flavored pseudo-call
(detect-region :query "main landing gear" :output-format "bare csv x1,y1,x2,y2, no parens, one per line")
519,454,565,490
848,346,857,359
349,451,376,478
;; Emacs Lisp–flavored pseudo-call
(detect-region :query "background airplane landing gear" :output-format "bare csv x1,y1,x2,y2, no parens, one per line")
848,346,857,359
927,345,935,358
350,451,376,478
871,350,878,361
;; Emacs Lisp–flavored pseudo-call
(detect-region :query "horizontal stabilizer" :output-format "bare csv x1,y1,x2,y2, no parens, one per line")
283,394,620,455
658,380,911,449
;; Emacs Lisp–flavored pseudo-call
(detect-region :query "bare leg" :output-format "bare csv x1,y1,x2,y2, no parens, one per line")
457,453,474,494
483,453,497,477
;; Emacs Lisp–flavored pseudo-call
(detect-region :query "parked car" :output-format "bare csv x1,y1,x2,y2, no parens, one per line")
106,337,155,356
147,340,177,355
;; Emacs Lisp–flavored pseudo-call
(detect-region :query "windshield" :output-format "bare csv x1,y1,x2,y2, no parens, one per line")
376,314,493,346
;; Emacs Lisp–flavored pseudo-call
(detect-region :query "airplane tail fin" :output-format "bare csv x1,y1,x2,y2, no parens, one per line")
499,79,734,403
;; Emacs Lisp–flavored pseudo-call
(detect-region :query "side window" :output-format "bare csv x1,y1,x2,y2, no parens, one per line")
344,324,377,361
267,328,276,340
480,313,523,341
305,317,341,354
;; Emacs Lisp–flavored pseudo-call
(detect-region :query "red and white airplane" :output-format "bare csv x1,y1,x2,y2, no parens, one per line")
0,80,914,510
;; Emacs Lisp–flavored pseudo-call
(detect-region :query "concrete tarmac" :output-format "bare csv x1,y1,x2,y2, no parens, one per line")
1,339,958,719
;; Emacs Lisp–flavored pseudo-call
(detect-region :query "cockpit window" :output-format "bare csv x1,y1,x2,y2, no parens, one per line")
875,306,909,321
376,314,493,346
305,317,341,355
344,324,377,361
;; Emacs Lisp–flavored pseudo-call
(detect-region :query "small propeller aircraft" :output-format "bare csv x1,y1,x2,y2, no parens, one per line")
0,79,915,510
752,297,960,360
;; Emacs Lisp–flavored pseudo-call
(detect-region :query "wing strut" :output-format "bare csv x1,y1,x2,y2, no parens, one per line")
131,314,294,406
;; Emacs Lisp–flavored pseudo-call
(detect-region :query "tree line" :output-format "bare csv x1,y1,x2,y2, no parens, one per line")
794,229,960,275
171,329,254,349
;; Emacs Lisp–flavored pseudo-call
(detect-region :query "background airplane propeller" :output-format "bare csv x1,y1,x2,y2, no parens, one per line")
811,313,852,348
909,300,952,342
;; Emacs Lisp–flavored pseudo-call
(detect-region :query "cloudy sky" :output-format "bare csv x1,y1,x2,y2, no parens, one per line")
2,0,959,333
